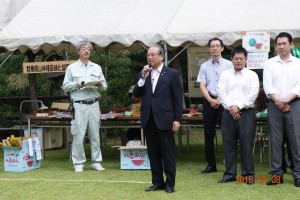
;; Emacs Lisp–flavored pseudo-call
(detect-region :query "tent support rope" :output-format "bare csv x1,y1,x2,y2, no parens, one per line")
168,42,192,65
0,50,15,68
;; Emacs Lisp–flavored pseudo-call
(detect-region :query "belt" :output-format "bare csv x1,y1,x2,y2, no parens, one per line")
240,108,253,112
268,97,300,103
290,98,300,103
73,98,98,105
208,93,218,99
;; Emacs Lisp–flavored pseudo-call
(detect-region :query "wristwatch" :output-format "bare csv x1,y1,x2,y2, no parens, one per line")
283,99,288,106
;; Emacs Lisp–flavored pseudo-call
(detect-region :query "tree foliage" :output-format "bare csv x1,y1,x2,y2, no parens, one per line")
0,49,146,125
91,50,146,109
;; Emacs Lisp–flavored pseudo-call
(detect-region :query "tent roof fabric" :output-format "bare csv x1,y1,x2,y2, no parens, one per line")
1,0,300,53
0,0,31,31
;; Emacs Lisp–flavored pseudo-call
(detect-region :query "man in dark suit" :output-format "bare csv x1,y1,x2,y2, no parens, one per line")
134,45,183,193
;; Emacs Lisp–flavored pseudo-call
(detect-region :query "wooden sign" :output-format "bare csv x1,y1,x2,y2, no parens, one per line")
23,60,75,74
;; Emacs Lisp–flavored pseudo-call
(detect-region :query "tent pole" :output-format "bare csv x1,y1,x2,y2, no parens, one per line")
163,41,168,66
104,49,108,106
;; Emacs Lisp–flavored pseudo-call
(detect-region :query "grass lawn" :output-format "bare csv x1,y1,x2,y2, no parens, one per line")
0,128,299,200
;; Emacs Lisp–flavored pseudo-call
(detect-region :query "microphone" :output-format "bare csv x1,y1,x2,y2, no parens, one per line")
141,63,151,78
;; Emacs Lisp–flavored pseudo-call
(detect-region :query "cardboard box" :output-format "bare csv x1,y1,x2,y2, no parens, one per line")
1,138,41,172
119,146,150,170
132,103,141,117
51,102,70,111
36,113,49,117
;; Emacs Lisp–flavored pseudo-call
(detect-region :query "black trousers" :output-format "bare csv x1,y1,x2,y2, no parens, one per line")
144,113,176,188
202,98,224,168
221,109,256,180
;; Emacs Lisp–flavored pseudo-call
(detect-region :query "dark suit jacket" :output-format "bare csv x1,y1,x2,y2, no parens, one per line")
134,65,183,130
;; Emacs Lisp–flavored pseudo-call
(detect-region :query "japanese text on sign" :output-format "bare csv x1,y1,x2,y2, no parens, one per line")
23,60,75,74
123,150,146,159
247,52,268,69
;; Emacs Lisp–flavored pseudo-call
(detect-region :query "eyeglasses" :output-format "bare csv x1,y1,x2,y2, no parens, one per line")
146,53,161,57
80,47,91,51
210,45,222,49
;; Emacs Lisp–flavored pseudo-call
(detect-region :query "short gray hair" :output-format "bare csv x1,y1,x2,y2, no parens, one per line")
76,40,92,51
149,44,164,55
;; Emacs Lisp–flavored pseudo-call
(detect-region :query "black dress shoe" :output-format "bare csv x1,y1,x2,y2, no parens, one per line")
294,179,300,187
217,177,236,183
165,186,174,193
145,185,165,192
201,165,217,173
266,177,283,185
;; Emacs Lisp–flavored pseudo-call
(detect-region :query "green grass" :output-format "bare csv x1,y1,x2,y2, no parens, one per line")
1,129,300,200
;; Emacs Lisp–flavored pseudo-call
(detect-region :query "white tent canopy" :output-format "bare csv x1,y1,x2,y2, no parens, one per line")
1,0,300,54
0,0,31,31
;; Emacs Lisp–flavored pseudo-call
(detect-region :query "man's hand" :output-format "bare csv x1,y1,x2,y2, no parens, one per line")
228,105,241,120
209,99,221,109
232,112,241,120
76,81,85,89
281,105,291,113
141,65,151,79
275,99,292,113
275,99,285,110
173,121,180,133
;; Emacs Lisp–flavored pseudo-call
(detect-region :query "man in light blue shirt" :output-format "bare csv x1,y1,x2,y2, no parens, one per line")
62,40,107,173
196,38,232,173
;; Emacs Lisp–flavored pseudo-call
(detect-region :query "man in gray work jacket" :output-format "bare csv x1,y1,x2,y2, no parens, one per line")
62,40,107,173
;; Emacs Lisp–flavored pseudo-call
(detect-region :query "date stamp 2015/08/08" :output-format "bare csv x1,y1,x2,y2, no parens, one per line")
235,176,281,184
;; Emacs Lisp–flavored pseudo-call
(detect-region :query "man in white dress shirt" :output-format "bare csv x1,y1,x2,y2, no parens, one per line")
263,32,300,187
217,47,259,184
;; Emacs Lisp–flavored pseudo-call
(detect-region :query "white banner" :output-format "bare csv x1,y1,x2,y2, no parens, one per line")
242,31,270,52
187,47,210,97
247,52,269,69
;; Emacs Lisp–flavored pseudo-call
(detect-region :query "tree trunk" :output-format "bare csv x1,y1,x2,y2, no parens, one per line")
26,50,38,112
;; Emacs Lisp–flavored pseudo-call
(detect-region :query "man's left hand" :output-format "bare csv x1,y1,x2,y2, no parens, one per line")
173,121,180,133
228,105,241,120
281,105,291,112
